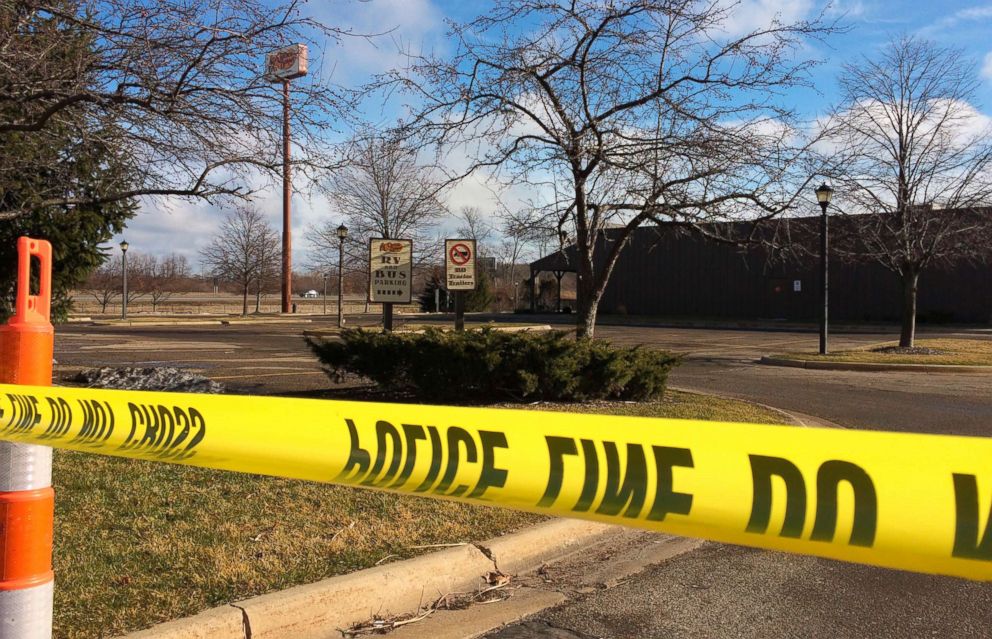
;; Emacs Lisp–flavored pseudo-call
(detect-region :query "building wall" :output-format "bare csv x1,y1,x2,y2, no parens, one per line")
596,227,992,323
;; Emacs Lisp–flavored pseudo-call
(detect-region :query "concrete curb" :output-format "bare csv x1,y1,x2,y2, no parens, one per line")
220,318,313,325
302,324,553,339
759,355,992,374
87,318,314,327
669,385,843,429
90,320,225,327
392,324,553,335
117,519,618,639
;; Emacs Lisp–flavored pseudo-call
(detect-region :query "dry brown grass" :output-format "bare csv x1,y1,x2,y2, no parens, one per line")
779,338,992,366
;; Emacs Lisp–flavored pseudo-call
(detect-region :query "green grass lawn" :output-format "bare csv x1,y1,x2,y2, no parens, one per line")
52,390,789,639
778,338,992,366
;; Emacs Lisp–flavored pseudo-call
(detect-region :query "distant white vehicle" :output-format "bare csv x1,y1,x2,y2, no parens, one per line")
302,290,320,298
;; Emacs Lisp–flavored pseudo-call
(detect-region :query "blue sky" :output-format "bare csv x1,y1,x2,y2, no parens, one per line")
119,0,992,270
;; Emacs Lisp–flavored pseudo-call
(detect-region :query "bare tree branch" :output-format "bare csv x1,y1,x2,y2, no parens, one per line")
821,35,992,346
199,206,279,316
374,0,835,337
1,0,359,219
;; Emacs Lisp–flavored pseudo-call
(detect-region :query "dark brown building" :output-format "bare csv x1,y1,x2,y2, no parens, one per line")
529,220,992,323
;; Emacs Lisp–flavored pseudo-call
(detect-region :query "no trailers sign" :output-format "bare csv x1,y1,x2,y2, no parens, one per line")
445,239,477,291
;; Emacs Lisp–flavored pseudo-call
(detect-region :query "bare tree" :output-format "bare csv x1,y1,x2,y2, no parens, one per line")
822,36,992,347
84,259,119,313
454,206,494,254
379,0,831,337
323,132,446,245
85,252,149,312
139,253,191,312
252,233,280,313
122,253,153,306
493,213,533,310
308,132,447,311
0,0,356,220
200,207,280,316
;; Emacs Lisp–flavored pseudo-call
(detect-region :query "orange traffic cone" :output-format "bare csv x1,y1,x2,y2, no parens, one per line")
0,237,55,638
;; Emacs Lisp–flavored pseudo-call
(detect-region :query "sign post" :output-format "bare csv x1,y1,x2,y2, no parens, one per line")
369,239,413,332
265,43,309,314
445,239,477,332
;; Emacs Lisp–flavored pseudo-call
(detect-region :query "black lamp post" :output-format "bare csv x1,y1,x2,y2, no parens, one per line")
336,223,348,328
815,182,833,355
119,240,129,321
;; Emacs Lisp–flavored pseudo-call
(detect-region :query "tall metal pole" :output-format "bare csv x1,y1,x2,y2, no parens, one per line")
819,201,829,355
281,80,292,314
322,274,327,315
337,237,345,328
121,249,128,321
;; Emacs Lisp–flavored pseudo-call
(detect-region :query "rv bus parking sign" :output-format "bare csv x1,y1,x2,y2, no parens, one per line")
445,239,477,290
369,238,413,303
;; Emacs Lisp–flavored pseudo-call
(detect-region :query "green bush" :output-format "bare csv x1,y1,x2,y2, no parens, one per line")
305,328,680,403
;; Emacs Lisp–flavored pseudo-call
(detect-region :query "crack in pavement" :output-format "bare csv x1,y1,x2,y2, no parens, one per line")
473,542,500,572
228,603,251,639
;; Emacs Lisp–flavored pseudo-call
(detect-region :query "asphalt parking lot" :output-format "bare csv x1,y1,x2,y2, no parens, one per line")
56,321,330,394
55,316,992,436
54,315,900,390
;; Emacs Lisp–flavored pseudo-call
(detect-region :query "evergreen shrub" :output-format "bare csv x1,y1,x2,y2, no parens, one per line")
306,328,679,403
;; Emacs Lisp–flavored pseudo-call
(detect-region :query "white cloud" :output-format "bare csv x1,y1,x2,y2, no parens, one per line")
919,4,992,35
719,0,816,38
118,198,220,268
305,0,447,86
982,51,992,80
825,0,866,19
120,167,336,273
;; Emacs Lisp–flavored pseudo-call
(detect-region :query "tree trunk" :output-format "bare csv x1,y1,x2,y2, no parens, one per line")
899,269,919,348
242,284,249,317
575,274,602,339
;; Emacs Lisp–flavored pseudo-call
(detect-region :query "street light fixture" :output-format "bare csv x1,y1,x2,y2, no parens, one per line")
336,224,348,328
815,182,833,355
119,240,129,321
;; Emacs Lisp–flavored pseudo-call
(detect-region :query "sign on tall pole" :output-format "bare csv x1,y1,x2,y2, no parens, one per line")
445,239,477,331
369,239,413,332
265,44,308,314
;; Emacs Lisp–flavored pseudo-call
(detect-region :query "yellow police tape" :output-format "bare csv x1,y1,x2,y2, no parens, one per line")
0,383,989,580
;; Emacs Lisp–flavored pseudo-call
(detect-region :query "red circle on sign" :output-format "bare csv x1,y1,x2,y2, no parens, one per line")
449,243,472,265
